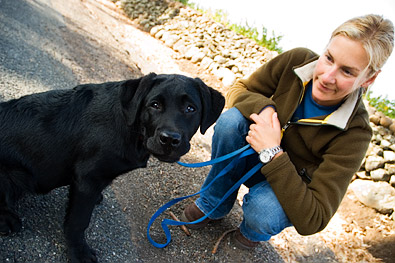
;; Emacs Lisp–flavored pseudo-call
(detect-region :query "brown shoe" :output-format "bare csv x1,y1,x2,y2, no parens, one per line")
231,228,259,250
180,202,212,229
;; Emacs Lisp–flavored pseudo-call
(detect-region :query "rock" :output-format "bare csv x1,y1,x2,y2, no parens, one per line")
213,67,235,86
349,179,395,214
384,134,395,143
385,163,395,175
221,69,236,87
366,143,383,156
383,150,395,162
191,52,205,63
364,156,385,171
380,139,391,149
150,25,161,36
214,55,227,64
154,29,165,39
374,133,384,144
200,57,213,69
164,35,180,48
377,125,391,136
184,46,200,59
231,65,239,73
356,171,370,179
172,39,189,53
390,175,395,187
370,168,390,181
389,122,395,134
380,116,393,128
376,111,386,118
208,62,219,72
370,115,381,125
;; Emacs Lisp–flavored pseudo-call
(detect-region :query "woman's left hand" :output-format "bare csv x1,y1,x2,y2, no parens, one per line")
246,110,282,153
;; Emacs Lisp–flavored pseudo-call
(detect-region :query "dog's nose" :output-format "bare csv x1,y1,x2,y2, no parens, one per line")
159,131,181,147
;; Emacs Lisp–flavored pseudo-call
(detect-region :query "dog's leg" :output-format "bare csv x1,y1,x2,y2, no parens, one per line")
64,180,108,263
0,206,22,236
95,193,104,205
0,171,23,236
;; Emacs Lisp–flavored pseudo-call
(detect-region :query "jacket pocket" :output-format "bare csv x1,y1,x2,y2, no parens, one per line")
299,168,312,184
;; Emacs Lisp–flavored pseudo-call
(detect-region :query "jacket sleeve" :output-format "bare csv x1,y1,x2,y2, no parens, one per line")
261,112,372,235
226,48,317,118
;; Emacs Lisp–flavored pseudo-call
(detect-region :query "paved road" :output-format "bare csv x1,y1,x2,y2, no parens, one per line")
0,0,285,262
0,0,76,98
0,0,142,262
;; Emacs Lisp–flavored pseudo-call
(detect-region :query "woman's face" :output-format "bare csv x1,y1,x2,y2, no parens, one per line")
312,35,377,106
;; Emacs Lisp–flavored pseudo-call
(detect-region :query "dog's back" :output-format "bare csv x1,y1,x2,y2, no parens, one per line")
0,85,127,193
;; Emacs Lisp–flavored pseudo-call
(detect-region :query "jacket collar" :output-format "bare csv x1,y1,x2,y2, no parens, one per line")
293,60,362,130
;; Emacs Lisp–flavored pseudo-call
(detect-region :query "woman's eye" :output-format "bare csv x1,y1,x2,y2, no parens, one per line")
185,105,196,113
341,67,355,77
343,69,352,76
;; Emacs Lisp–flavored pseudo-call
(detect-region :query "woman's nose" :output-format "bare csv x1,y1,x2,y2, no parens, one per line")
322,67,337,84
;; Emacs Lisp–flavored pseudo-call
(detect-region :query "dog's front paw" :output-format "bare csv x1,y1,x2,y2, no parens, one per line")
69,245,98,263
0,208,22,235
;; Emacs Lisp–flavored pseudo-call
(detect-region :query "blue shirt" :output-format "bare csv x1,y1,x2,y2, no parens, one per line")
291,81,341,122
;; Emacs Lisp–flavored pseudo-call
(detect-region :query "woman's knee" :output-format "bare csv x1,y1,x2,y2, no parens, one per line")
214,108,250,138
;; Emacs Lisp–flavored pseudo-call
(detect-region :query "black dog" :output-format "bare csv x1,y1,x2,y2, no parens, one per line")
0,73,225,262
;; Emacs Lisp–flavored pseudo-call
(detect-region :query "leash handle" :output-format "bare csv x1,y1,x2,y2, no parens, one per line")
147,145,262,248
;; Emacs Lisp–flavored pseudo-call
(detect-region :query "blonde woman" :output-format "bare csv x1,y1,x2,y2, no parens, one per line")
181,14,394,249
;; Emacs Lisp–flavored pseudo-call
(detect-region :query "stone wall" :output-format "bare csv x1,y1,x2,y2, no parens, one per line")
118,0,278,87
116,0,395,219
353,106,395,218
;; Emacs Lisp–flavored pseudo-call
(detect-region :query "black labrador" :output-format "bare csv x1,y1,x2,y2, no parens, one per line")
0,73,225,262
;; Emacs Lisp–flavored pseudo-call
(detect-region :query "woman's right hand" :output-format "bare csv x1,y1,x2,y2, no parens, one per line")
246,107,282,156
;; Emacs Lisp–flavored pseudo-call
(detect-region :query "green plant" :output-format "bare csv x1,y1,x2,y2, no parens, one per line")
229,22,283,53
365,91,395,118
211,9,282,53
174,1,283,53
175,0,191,5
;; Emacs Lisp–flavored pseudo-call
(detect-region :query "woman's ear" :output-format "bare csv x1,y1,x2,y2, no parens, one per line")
361,70,381,88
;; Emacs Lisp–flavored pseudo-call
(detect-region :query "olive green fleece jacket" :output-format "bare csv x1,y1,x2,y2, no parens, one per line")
227,47,372,235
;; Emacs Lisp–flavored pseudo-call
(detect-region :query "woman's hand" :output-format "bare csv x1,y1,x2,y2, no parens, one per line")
246,107,283,156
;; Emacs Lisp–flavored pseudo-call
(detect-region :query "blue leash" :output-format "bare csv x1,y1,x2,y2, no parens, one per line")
147,144,262,248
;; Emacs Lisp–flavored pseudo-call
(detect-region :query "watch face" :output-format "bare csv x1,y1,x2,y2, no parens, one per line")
259,149,271,163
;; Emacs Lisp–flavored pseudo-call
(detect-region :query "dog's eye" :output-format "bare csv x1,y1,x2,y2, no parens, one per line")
185,105,196,113
150,101,161,110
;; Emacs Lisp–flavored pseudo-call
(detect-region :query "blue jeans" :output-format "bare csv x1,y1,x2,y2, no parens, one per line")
195,107,292,242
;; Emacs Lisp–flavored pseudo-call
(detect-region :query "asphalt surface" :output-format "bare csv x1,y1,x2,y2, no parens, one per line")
0,0,76,98
0,0,142,262
0,0,284,262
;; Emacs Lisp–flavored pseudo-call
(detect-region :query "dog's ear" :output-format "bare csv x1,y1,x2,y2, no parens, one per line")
120,72,157,126
194,78,225,134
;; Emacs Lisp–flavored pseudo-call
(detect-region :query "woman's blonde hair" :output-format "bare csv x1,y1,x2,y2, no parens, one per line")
331,14,394,78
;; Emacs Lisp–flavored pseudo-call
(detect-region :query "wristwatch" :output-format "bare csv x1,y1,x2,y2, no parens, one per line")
259,145,283,164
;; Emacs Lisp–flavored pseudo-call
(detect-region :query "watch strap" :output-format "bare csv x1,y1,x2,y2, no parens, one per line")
259,145,282,156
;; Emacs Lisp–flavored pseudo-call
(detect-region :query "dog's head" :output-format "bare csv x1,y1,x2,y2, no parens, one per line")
120,73,225,162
